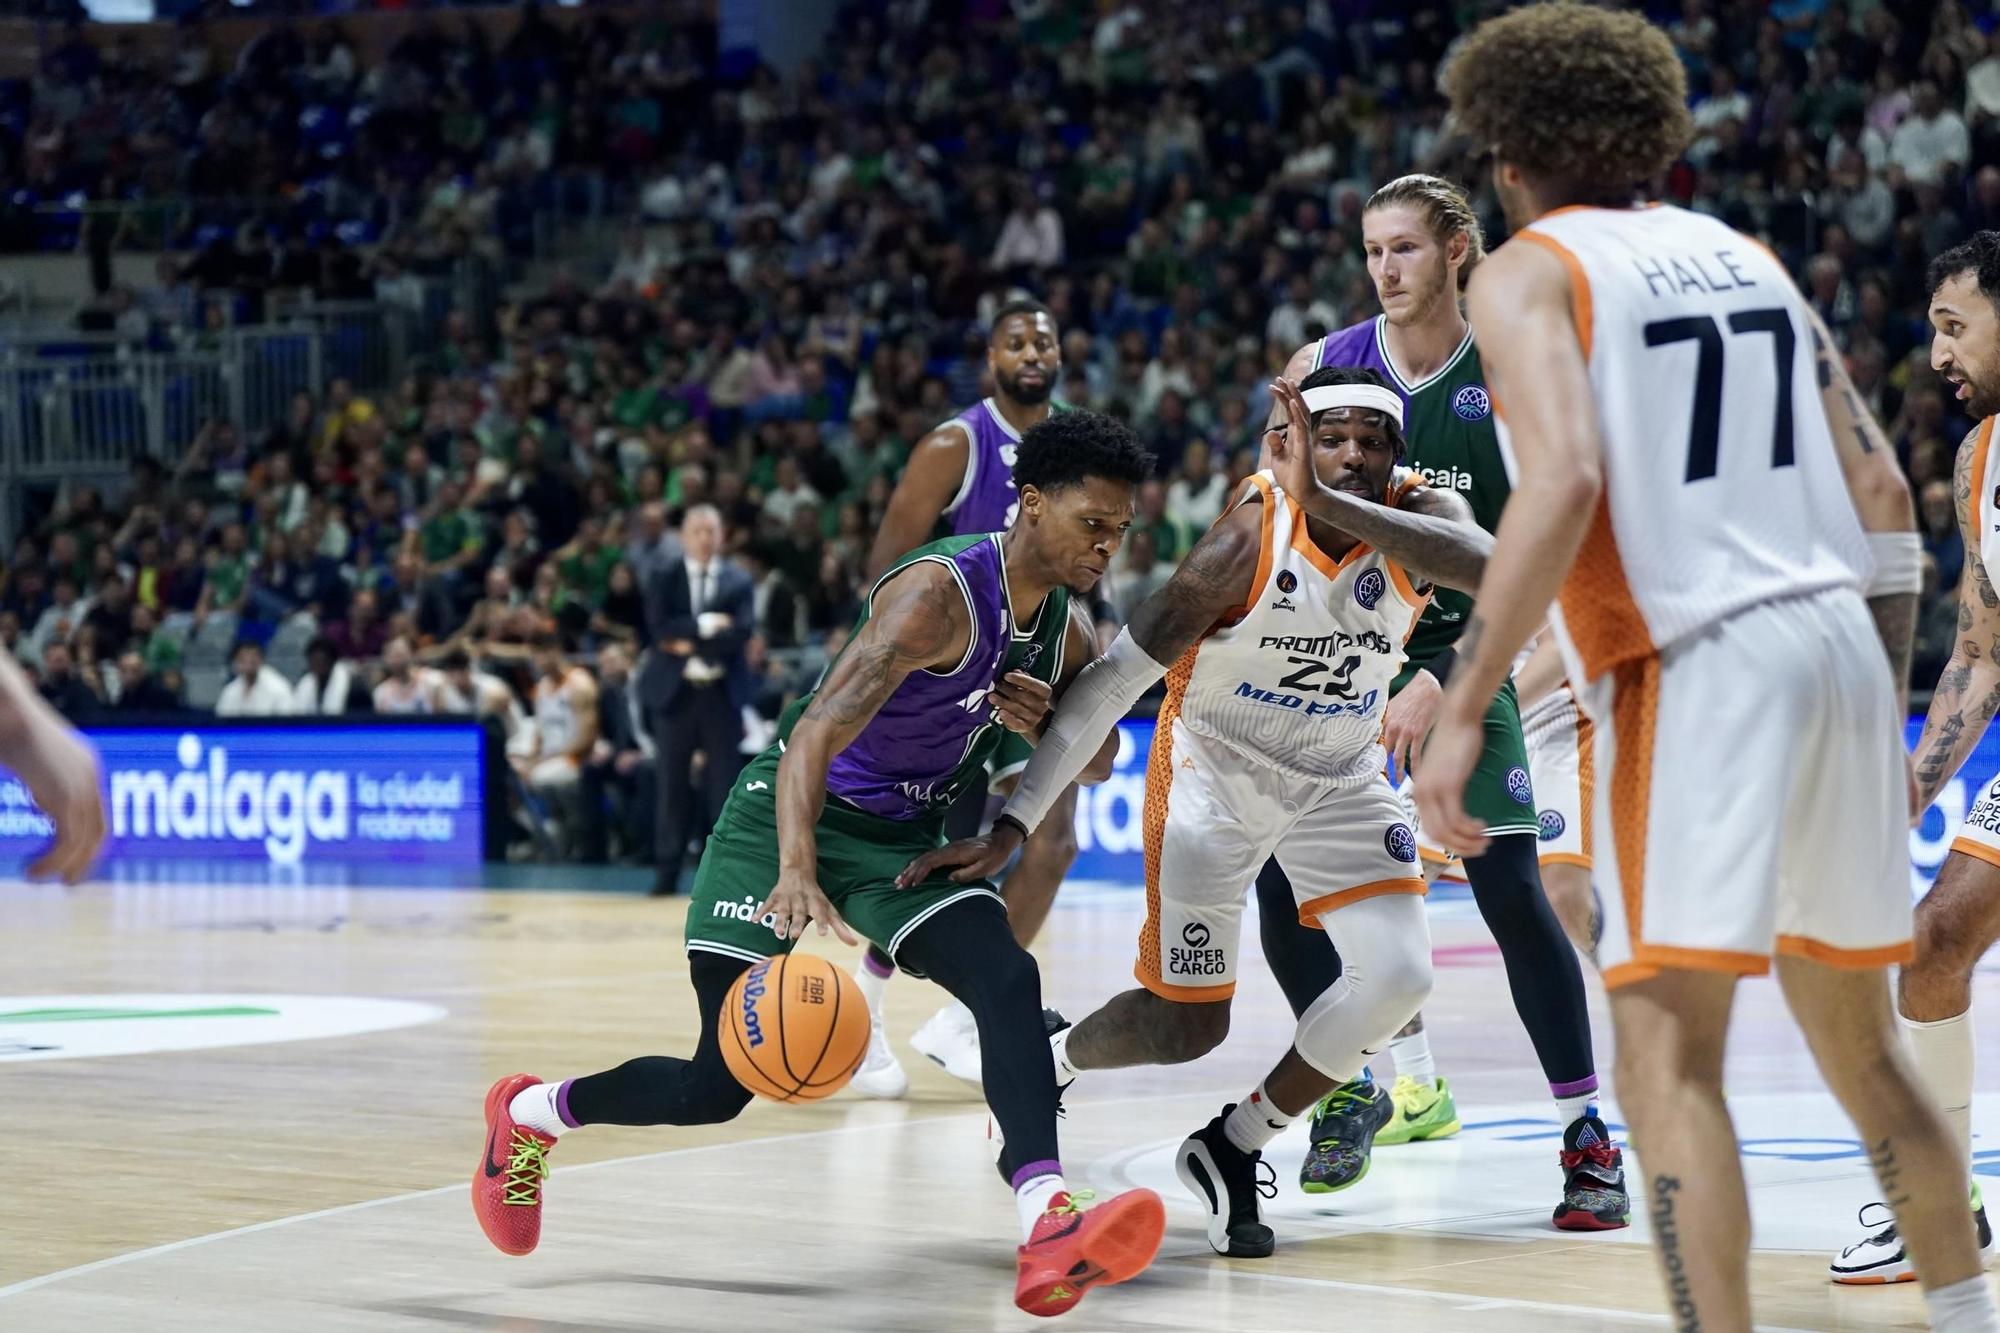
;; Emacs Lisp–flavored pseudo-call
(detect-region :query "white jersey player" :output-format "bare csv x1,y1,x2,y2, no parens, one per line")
907,368,1496,1259
1418,7,1994,1329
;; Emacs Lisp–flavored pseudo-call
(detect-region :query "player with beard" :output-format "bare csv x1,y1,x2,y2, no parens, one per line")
1831,231,2000,1285
1257,175,1619,1231
851,299,1089,1097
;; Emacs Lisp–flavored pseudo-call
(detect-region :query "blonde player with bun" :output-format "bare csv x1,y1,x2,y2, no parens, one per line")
1417,5,1998,1329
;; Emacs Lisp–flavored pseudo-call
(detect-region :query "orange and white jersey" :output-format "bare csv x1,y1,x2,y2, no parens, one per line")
1166,469,1430,786
1967,416,2000,579
1500,204,1871,683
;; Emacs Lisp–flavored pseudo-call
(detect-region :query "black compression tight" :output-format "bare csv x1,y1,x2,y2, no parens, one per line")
564,951,756,1127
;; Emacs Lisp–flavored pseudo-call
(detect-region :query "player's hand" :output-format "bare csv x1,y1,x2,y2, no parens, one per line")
1383,667,1442,780
897,822,1025,887
755,866,859,945
988,671,1053,737
1412,701,1489,859
1265,377,1321,504
15,713,105,885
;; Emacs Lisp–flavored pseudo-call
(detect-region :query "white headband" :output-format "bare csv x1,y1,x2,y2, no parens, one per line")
1301,383,1404,430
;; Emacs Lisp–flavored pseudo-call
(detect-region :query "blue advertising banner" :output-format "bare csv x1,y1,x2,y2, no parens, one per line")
0,722,487,872
1072,716,2000,895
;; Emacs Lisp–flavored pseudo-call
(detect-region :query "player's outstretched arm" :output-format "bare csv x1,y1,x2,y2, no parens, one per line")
1265,379,1492,591
1414,240,1601,857
1805,306,1922,703
766,562,970,938
0,654,104,883
899,506,1260,886
864,425,971,580
1911,424,2000,809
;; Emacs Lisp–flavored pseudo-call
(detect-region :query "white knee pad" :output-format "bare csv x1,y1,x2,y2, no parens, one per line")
1294,893,1434,1081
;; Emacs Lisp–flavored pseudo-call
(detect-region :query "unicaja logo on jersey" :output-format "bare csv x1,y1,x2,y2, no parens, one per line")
1385,823,1418,863
1420,465,1475,492
1452,385,1491,421
713,894,780,929
1506,766,1534,804
1538,809,1566,841
1354,569,1386,611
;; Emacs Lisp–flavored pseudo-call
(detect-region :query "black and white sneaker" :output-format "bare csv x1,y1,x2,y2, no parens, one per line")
1176,1106,1278,1258
1829,1191,1997,1284
992,1009,1073,1185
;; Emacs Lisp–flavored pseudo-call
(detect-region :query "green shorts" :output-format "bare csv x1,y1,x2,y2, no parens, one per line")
1392,669,1539,859
986,730,1033,790
685,748,1001,973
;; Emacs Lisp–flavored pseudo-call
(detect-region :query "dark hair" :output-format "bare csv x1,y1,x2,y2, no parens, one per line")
1444,4,1691,196
306,635,337,660
1013,408,1152,496
1928,230,2000,307
1299,365,1406,454
232,637,262,657
439,647,471,671
989,299,1055,343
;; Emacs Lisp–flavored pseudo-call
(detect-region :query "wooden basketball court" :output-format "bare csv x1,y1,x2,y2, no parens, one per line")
0,875,1975,1330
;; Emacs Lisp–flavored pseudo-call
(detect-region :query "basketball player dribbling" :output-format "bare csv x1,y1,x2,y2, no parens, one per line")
1416,7,1998,1328
1832,231,2000,1285
852,298,1085,1094
471,412,1166,1319
1257,175,1617,1226
908,366,1505,1258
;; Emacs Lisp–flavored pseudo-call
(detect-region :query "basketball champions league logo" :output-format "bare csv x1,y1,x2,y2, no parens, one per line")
1353,569,1386,610
1452,384,1491,421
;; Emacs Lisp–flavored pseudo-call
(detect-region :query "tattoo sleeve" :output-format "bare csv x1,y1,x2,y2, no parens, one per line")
1910,425,2000,809
776,565,968,869
1296,483,1494,593
1126,506,1259,664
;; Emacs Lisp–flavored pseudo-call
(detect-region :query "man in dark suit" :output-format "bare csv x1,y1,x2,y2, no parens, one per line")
640,504,754,896
578,641,656,864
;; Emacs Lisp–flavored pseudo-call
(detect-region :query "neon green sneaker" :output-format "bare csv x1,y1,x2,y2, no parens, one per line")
1374,1075,1462,1146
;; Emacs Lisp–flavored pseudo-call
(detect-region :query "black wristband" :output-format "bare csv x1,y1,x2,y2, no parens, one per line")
1422,647,1458,687
992,812,1032,842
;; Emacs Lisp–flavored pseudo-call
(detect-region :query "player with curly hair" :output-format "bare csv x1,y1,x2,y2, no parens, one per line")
1417,6,1998,1328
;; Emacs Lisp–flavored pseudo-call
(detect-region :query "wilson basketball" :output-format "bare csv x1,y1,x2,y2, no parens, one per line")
721,954,872,1102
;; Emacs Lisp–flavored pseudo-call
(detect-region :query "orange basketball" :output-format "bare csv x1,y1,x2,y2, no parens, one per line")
721,953,872,1102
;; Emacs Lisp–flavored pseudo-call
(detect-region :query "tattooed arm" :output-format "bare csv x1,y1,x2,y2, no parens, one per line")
1300,481,1494,593
1910,426,2000,809
761,562,969,936
1804,305,1921,699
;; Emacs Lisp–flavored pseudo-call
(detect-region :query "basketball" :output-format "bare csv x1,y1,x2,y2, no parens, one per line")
721,954,872,1102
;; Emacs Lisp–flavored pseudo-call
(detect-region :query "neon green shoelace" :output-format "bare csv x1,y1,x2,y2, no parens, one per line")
503,1132,550,1207
1312,1082,1372,1122
1050,1188,1095,1215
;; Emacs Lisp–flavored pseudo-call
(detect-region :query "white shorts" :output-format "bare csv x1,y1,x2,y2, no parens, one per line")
1579,588,1913,990
1138,718,1426,1002
1522,688,1595,870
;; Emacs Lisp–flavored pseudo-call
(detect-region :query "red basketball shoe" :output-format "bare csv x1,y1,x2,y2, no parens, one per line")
472,1073,557,1255
1014,1187,1165,1317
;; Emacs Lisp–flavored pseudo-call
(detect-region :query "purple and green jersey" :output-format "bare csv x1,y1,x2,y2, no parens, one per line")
776,532,1071,824
1313,316,1506,668
937,398,1073,537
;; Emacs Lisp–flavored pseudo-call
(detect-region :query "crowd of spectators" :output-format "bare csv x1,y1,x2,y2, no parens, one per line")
1,0,1996,858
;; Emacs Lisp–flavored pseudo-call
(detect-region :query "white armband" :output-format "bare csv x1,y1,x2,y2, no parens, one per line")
1000,628,1168,835
1865,531,1923,596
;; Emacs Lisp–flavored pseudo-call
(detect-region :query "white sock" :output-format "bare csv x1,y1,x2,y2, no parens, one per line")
1924,1274,2000,1332
1051,1027,1082,1083
1905,1008,1976,1170
1223,1081,1299,1154
855,959,892,1018
945,998,975,1026
1555,1092,1599,1127
1015,1172,1068,1241
508,1080,573,1139
1390,1027,1436,1086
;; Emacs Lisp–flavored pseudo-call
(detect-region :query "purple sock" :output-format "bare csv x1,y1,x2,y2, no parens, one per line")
1010,1158,1063,1190
862,950,895,980
555,1077,583,1129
